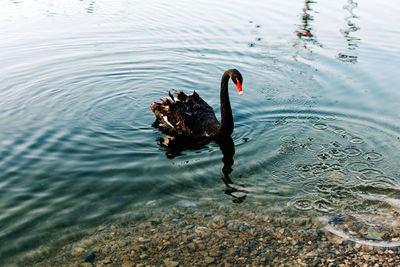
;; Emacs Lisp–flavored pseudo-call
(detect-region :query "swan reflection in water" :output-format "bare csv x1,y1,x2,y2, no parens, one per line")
156,135,248,203
295,0,322,48
338,0,360,63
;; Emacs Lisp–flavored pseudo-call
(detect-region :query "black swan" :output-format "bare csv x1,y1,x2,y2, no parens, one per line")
150,69,243,138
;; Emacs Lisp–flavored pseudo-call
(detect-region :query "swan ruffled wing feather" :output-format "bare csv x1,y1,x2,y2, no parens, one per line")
150,90,219,137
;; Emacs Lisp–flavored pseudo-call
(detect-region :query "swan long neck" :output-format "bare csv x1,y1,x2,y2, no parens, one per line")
219,70,234,136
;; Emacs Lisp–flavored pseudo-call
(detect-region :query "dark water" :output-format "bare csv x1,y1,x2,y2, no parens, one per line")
1,0,400,262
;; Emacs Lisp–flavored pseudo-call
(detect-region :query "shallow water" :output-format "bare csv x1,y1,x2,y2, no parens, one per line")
1,0,400,263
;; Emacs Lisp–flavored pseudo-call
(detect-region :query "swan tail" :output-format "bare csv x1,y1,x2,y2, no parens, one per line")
150,90,218,137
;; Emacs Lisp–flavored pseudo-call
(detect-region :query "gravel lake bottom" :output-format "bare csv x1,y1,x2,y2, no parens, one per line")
20,201,400,267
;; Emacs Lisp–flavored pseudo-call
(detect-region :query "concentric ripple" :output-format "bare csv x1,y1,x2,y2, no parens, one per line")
225,106,400,246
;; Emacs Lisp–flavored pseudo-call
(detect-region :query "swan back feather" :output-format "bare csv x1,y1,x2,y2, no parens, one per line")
150,90,219,137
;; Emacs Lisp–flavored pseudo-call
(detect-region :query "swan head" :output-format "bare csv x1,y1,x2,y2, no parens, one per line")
230,69,243,96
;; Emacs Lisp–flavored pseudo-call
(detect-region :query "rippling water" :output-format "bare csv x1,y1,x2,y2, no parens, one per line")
1,0,400,263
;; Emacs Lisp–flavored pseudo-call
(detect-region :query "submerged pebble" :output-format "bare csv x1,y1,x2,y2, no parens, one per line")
18,204,400,266
83,251,95,263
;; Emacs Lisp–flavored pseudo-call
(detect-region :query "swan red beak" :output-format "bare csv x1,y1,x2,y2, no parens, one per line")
236,80,243,96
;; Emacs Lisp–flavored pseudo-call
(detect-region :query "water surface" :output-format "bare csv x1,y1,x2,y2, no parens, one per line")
1,0,400,263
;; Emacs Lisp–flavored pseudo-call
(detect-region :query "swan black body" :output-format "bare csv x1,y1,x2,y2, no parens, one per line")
150,69,243,138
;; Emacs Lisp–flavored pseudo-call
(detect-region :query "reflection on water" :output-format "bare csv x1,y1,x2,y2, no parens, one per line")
86,1,95,14
157,135,247,203
156,135,210,159
295,0,322,48
338,0,360,63
218,138,248,203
